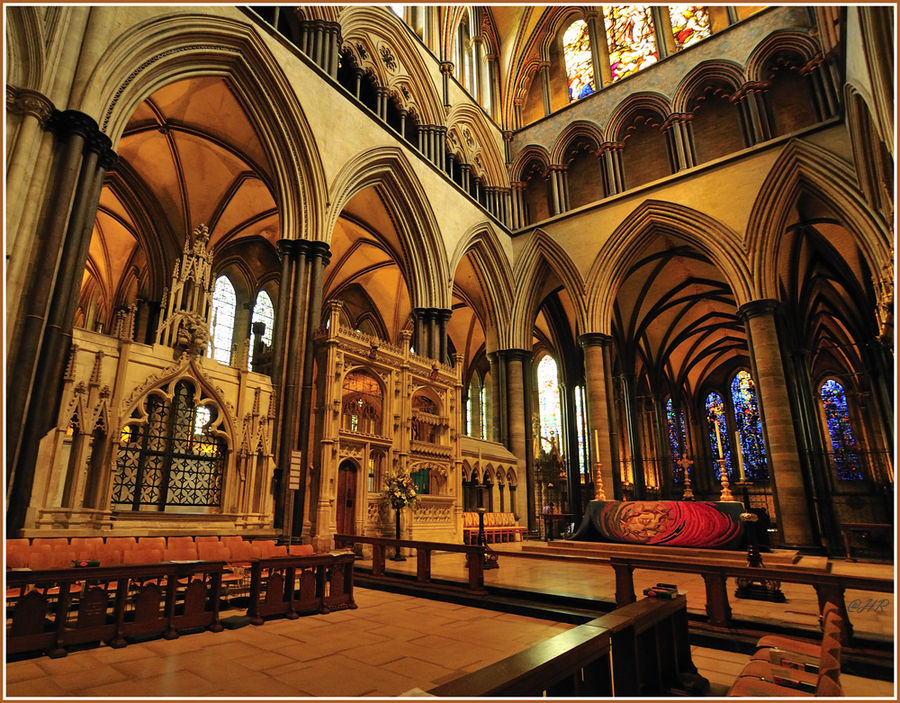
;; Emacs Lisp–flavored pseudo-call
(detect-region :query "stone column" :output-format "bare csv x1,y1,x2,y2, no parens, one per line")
275,240,307,534
502,349,535,530
7,111,116,535
439,61,454,108
293,241,331,536
539,62,552,117
735,83,772,144
651,6,677,59
620,374,645,499
579,334,617,501
738,300,815,546
587,11,613,86
488,352,502,443
437,309,451,364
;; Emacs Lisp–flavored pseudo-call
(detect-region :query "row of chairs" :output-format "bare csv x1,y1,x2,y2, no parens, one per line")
727,602,844,696
7,536,314,571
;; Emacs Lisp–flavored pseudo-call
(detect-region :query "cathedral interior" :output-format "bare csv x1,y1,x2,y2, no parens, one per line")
4,3,896,697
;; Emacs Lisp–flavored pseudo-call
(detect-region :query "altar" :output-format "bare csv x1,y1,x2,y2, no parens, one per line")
571,500,745,549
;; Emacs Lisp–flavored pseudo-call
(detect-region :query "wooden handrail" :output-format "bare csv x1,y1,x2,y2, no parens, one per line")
429,595,697,697
334,534,487,593
608,554,893,639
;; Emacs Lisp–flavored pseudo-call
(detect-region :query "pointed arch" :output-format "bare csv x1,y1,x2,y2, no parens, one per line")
81,12,326,244
449,222,516,347
587,200,752,332
604,91,673,141
445,102,507,186
671,59,747,113
747,139,892,299
509,230,586,349
509,144,552,182
326,146,450,309
549,120,604,164
745,30,821,82
339,6,443,125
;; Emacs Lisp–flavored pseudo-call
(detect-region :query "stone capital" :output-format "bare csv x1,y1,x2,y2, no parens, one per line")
439,61,455,75
578,332,614,349
6,85,55,127
305,239,332,264
498,348,532,364
48,109,99,141
737,299,780,322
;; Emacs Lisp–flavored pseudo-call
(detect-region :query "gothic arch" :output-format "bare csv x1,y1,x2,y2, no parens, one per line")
5,6,44,90
326,147,450,310
509,144,552,182
549,120,604,164
339,6,443,126
508,230,586,349
745,30,821,82
449,222,516,349
671,60,747,113
604,92,673,141
78,11,326,244
746,139,892,299
445,103,507,186
588,200,752,332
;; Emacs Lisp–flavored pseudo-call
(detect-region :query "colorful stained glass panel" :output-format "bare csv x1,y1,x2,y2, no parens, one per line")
820,379,863,481
669,5,711,51
705,391,732,480
602,5,659,82
731,370,768,481
537,355,562,452
563,20,596,101
666,398,688,483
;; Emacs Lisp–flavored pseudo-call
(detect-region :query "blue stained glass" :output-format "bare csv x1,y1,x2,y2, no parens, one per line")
730,370,768,481
666,398,687,483
705,391,732,480
537,355,562,452
563,20,596,102
820,379,863,481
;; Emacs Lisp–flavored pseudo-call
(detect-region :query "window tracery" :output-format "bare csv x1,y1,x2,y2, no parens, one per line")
537,354,562,451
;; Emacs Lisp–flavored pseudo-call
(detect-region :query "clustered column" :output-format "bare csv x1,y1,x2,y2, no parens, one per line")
499,349,535,531
298,19,342,78
6,109,116,535
734,83,773,145
738,300,815,546
600,143,625,196
411,307,452,363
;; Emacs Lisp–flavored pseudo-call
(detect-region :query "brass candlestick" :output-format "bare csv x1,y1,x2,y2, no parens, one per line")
676,456,694,500
718,459,734,501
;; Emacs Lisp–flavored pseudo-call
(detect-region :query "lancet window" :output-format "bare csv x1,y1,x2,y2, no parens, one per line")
705,391,733,480
819,379,863,481
249,290,274,368
730,370,768,481
537,354,562,452
209,275,236,365
563,19,596,101
668,5,711,50
666,397,687,483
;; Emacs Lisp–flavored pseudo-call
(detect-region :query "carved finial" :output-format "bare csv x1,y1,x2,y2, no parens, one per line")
267,393,276,419
89,351,104,386
253,387,261,415
64,345,79,381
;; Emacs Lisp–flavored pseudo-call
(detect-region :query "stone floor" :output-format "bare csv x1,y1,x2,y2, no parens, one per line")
5,545,895,699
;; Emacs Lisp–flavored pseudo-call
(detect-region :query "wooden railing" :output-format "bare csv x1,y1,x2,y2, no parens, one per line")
6,561,226,659
429,594,697,697
609,554,894,640
333,534,487,593
7,552,357,658
247,552,356,623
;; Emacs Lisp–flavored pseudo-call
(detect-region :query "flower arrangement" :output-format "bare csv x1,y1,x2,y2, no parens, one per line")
383,471,417,510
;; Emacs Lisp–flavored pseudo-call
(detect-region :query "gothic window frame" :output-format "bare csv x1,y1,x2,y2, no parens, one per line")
536,353,563,452
341,369,384,436
112,378,230,513
817,377,865,482
562,17,596,101
209,274,237,365
248,288,275,369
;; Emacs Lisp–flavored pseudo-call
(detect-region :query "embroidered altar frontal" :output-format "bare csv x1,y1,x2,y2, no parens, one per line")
572,500,744,549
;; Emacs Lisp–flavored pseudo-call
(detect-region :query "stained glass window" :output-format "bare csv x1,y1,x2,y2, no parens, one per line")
730,370,768,481
480,384,488,438
563,20,596,101
249,290,274,369
705,391,732,480
209,275,236,365
575,385,587,475
666,398,687,483
820,379,863,481
602,5,658,82
668,5,711,51
466,386,473,436
537,355,562,452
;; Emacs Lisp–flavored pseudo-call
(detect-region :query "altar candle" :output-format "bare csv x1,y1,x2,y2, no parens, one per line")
714,420,724,460
734,432,746,481
593,428,599,458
